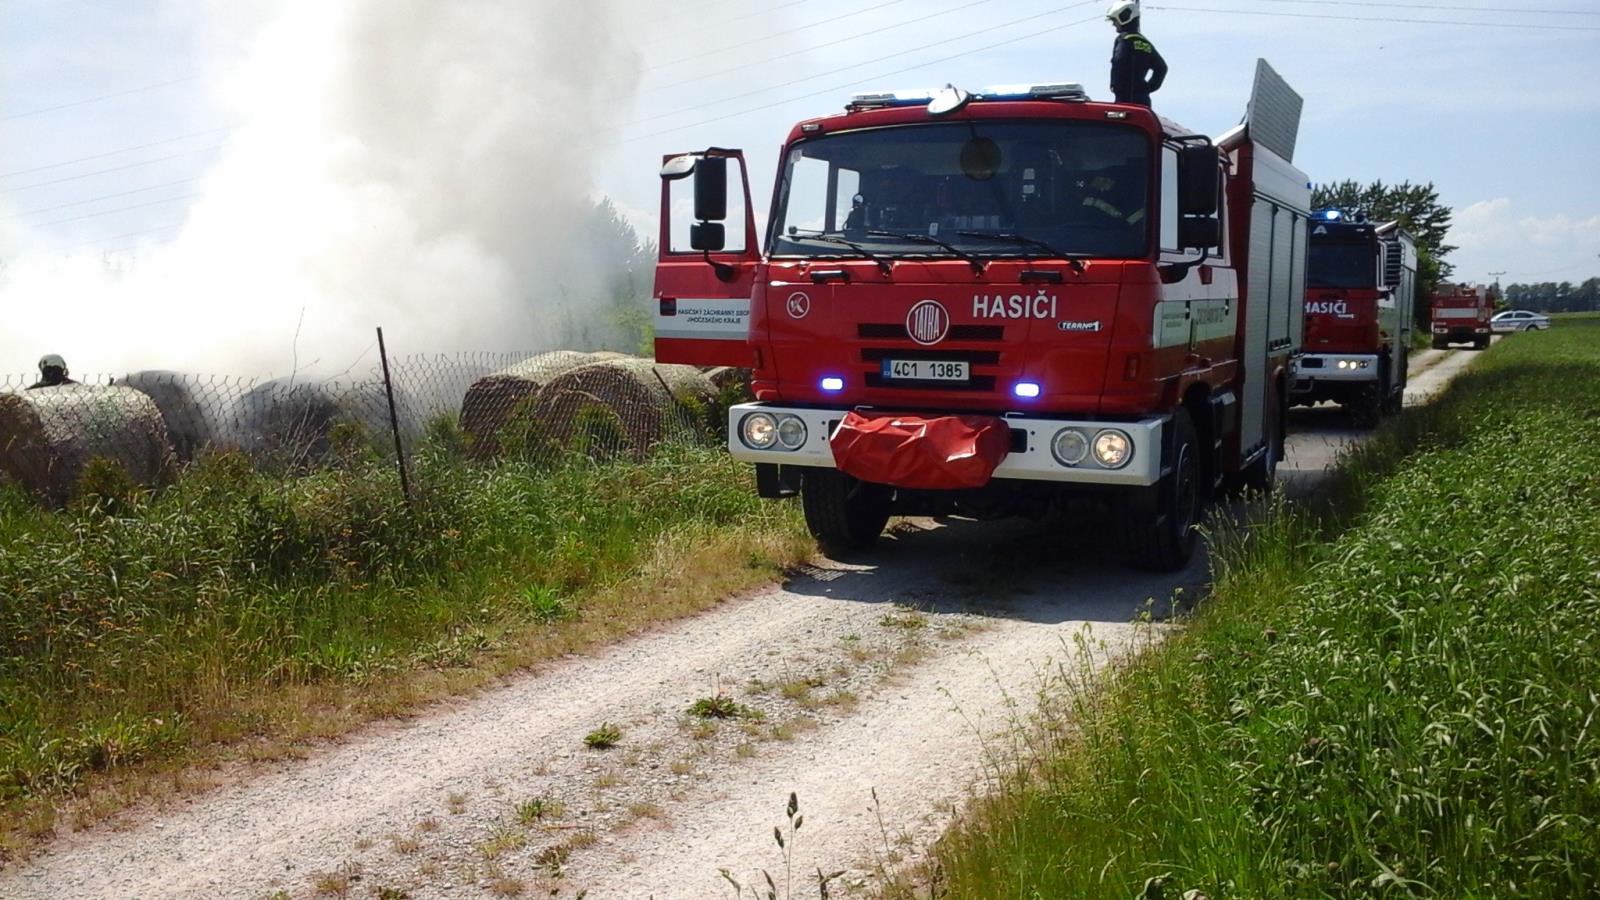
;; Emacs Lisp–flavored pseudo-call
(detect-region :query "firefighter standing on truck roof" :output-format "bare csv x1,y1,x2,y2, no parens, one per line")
1106,0,1167,107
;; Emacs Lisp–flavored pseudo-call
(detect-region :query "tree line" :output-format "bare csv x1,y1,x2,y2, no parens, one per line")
1503,279,1600,313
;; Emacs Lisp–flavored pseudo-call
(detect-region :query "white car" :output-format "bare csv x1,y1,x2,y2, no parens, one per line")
1490,310,1553,334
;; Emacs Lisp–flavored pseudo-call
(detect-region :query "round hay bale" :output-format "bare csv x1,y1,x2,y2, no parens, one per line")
0,385,176,507
120,370,213,463
459,351,610,459
533,358,715,460
235,378,342,462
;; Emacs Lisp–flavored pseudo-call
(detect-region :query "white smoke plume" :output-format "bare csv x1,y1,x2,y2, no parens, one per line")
1,0,655,378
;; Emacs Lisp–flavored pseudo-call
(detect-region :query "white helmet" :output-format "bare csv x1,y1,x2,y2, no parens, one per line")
1106,0,1139,26
38,354,67,374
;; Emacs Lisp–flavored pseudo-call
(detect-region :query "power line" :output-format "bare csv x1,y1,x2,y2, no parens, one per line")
1257,0,1600,16
625,9,1104,143
645,0,811,45
629,1,1098,130
2,75,198,122
4,145,224,194
644,0,998,94
651,0,914,69
1148,5,1600,30
46,221,188,254
4,178,198,219
0,128,234,180
33,193,201,229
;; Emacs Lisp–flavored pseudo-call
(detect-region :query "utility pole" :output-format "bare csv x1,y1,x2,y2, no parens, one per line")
1488,271,1506,303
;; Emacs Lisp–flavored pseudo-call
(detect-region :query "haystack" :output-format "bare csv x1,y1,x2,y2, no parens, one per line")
120,370,213,462
533,358,716,459
459,351,610,459
0,385,175,506
234,378,343,461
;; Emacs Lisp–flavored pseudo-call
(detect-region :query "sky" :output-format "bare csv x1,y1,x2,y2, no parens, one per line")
2,0,1598,375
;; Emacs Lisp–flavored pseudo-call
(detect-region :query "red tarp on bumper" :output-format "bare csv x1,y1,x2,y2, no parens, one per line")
829,412,1011,490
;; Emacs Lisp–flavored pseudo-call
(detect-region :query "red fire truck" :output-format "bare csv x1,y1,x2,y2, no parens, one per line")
1429,285,1492,349
1289,211,1418,426
653,61,1310,570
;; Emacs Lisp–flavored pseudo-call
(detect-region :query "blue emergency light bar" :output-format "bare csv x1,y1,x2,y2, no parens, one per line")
847,82,1087,111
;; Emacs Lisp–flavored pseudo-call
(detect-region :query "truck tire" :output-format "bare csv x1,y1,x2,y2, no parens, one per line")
1380,356,1403,416
1473,336,1489,350
1431,338,1447,350
1348,384,1382,428
801,470,892,555
1122,409,1201,572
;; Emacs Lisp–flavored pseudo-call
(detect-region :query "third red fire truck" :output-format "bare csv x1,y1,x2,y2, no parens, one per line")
1289,210,1418,426
1429,284,1492,349
653,61,1310,570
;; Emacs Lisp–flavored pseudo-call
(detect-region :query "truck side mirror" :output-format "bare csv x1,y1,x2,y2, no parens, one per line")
1179,216,1219,250
1178,144,1220,217
694,156,729,222
690,222,727,252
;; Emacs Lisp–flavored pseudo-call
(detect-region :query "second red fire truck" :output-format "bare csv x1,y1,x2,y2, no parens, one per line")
653,61,1310,570
1289,210,1418,425
1429,284,1493,349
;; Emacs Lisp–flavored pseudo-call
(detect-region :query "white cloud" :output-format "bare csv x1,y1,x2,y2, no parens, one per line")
1451,198,1600,283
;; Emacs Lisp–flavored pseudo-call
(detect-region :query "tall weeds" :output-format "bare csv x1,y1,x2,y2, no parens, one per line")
891,322,1600,898
0,438,806,834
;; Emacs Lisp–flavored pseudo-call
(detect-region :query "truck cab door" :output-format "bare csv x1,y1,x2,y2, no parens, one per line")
654,149,762,367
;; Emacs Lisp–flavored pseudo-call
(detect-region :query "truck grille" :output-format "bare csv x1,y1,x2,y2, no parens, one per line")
857,324,1005,342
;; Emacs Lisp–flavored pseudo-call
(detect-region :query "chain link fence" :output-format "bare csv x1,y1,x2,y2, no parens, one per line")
1,352,745,507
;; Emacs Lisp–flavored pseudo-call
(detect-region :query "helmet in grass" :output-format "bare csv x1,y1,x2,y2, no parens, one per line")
1106,0,1140,27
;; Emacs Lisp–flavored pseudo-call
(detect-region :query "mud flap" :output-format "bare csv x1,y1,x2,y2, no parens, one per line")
828,412,1011,491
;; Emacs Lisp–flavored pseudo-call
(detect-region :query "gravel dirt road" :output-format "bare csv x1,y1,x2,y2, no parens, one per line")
1,348,1484,900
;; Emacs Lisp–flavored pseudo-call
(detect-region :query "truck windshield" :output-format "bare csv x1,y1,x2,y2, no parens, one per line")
770,121,1150,262
1307,241,1377,290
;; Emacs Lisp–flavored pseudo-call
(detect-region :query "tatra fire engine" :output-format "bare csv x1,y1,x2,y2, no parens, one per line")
653,61,1311,571
1289,209,1418,426
1429,284,1492,350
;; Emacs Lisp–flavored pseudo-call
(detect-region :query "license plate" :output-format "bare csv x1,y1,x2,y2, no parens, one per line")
881,359,969,382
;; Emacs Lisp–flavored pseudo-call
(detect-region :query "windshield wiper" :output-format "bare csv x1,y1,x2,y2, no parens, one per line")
955,231,1087,273
786,231,893,274
866,230,986,275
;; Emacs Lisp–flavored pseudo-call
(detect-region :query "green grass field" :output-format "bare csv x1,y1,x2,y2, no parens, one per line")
0,438,808,858
890,323,1600,898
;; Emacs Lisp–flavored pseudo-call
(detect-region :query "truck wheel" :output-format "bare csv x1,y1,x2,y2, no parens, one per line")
1348,385,1382,428
1122,409,1201,572
1473,336,1489,350
1431,338,1447,350
1380,358,1403,416
801,470,892,555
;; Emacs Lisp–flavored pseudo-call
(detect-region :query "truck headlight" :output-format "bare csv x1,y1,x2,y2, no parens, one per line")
1092,429,1133,469
740,412,778,450
1050,428,1090,466
777,416,808,450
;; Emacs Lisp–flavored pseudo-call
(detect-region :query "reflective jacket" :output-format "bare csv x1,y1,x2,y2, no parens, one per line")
1110,31,1168,106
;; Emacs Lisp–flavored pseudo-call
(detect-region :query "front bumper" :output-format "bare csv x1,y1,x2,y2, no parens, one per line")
726,403,1166,487
1292,353,1380,384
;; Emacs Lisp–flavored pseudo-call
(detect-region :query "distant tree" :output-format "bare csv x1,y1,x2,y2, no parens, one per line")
1500,279,1600,313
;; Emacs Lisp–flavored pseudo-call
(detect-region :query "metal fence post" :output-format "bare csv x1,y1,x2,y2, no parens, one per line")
376,327,413,506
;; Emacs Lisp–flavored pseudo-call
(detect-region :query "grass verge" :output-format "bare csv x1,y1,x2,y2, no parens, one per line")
0,442,810,863
887,325,1600,897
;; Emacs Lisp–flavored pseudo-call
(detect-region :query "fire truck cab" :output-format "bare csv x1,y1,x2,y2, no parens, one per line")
1290,211,1418,426
653,61,1310,571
